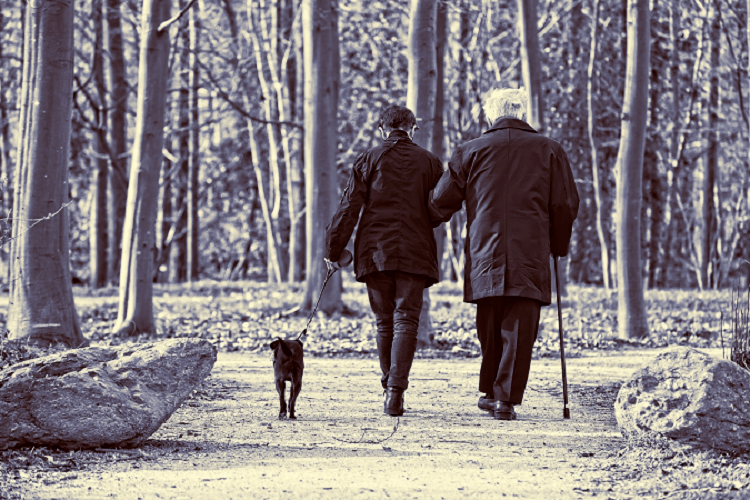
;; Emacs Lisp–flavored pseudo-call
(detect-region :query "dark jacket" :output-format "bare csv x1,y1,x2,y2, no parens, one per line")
325,130,444,286
428,118,579,304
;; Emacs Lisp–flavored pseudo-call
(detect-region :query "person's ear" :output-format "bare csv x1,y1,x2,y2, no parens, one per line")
379,126,387,140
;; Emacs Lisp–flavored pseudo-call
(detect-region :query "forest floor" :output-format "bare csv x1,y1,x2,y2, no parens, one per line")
1,279,750,499
3,349,750,499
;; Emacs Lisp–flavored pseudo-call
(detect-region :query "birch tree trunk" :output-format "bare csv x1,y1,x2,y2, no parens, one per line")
9,0,85,347
90,0,109,288
107,0,129,285
248,0,287,282
614,0,650,339
187,5,200,281
113,0,172,337
300,0,341,313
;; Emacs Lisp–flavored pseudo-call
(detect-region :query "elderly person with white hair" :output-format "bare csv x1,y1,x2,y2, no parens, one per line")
428,88,579,421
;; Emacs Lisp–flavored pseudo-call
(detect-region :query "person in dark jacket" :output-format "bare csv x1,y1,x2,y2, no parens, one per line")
325,105,443,416
429,88,579,420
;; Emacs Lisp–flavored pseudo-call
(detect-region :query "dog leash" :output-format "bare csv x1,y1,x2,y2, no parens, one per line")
296,266,337,341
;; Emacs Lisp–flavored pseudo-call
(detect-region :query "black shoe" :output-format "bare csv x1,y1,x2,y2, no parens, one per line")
478,395,496,412
493,401,517,421
384,387,404,416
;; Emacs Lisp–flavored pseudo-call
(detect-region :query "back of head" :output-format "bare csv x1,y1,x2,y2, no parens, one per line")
379,105,417,132
482,88,528,124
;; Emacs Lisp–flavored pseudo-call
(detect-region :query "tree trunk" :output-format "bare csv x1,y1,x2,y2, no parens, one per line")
156,154,172,283
432,0,446,282
287,0,305,282
407,0,437,147
113,0,172,337
9,0,85,347
662,6,706,287
300,0,341,313
248,0,287,282
90,0,109,289
586,0,610,289
169,1,190,284
614,0,650,339
517,0,543,133
659,0,679,288
406,0,437,349
107,0,129,285
0,10,13,273
245,113,283,284
261,0,295,282
702,6,719,288
644,0,664,290
519,0,565,294
187,5,200,281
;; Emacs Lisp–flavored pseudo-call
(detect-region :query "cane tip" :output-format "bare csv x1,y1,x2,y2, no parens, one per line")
563,408,570,419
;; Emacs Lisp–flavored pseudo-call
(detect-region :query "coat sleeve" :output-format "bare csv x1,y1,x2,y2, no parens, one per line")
549,147,580,257
428,147,466,227
325,152,368,261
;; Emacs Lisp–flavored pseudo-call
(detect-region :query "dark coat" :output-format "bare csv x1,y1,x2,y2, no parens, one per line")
428,118,579,304
325,130,444,286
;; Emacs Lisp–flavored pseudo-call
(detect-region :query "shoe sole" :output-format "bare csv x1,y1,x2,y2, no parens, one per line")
493,411,517,420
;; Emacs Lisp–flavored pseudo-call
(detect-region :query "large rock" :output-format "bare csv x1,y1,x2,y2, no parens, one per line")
0,339,217,450
615,347,750,453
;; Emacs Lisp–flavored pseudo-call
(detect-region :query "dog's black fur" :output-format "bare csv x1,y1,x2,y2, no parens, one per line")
269,337,304,419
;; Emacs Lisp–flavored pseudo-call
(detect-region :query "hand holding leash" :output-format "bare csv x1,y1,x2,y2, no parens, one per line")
325,249,353,272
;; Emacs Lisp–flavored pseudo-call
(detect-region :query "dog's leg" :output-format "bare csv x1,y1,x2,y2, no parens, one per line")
276,379,287,419
289,377,302,419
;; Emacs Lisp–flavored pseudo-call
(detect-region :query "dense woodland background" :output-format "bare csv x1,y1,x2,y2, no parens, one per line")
0,0,749,344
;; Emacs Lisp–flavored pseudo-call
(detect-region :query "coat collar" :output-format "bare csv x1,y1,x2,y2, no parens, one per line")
484,117,537,134
385,129,411,142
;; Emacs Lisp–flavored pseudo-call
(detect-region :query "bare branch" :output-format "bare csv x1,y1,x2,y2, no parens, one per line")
158,0,198,33
0,201,75,249
196,57,303,129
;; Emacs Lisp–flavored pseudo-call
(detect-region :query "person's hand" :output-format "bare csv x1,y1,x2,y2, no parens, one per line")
325,258,342,272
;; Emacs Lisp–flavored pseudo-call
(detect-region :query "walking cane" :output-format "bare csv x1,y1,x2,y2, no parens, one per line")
554,256,571,419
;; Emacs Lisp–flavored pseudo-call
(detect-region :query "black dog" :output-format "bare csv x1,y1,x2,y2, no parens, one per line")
269,337,304,419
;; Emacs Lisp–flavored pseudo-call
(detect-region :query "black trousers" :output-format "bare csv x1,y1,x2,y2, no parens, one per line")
476,296,542,405
365,270,426,390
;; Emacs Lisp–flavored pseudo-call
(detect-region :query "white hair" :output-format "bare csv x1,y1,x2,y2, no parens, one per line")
482,88,528,123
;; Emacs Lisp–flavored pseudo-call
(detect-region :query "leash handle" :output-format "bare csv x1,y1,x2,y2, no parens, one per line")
554,256,570,419
298,267,336,340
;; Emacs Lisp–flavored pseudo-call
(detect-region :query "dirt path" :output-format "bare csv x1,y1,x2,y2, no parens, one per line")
9,348,745,499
